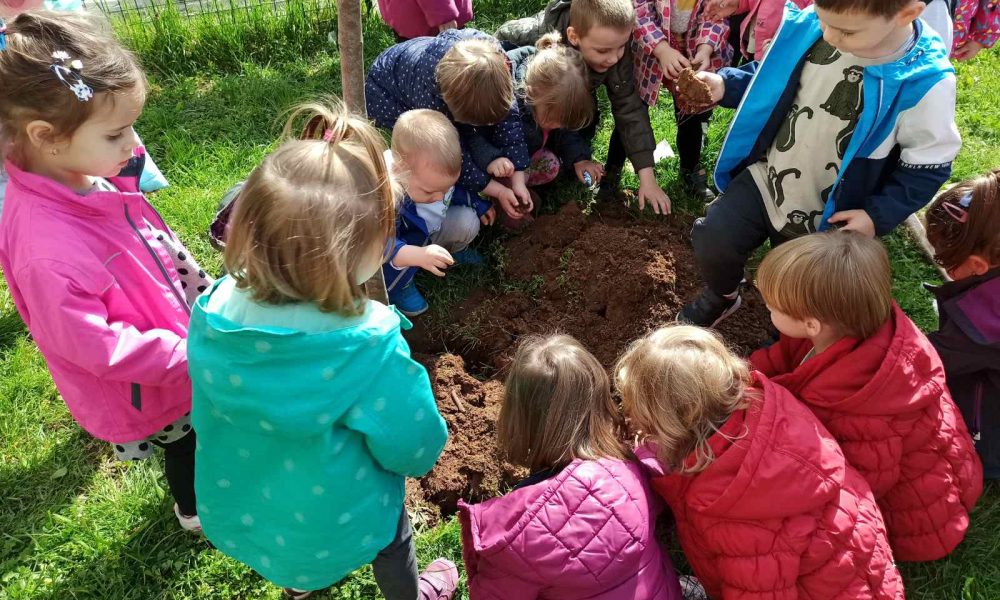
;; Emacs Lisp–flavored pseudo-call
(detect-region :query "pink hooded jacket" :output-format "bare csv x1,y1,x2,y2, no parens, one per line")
732,0,813,61
458,458,683,600
0,153,192,443
376,0,473,40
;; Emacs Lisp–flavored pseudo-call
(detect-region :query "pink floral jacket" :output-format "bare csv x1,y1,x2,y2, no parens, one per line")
953,0,1000,51
632,0,733,106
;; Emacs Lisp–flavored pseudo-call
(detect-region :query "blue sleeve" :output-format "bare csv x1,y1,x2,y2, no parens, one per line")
459,145,491,192
493,108,531,171
552,129,592,167
719,61,761,109
450,186,493,216
139,149,169,193
365,47,414,129
464,129,504,170
864,163,952,236
385,237,408,271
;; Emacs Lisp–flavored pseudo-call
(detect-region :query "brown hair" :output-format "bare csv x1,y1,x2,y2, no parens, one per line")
756,231,892,339
568,0,636,36
224,98,396,315
813,0,919,18
436,39,513,126
498,334,628,472
390,109,462,179
0,11,146,164
616,326,751,473
524,33,594,131
925,169,1000,273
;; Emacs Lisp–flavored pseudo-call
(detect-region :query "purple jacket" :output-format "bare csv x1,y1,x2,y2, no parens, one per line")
376,0,473,40
0,152,192,443
458,458,683,600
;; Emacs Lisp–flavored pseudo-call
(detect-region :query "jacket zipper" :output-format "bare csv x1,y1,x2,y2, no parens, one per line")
131,383,142,411
124,204,191,316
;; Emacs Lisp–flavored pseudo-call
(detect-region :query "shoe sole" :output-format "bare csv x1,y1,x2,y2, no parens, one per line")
676,295,743,328
399,305,429,318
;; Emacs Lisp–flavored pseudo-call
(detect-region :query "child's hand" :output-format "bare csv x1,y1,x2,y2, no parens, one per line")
494,186,522,219
417,244,455,276
653,41,691,80
705,0,739,19
953,40,984,62
637,168,672,215
690,44,714,72
510,172,534,214
438,20,458,32
697,71,725,104
574,160,605,186
480,205,497,226
828,210,875,238
487,157,515,178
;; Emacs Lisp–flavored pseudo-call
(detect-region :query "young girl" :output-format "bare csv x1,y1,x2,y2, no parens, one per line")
704,0,812,61
952,0,1000,60
458,334,684,600
0,11,205,531
187,101,455,600
925,168,1000,480
376,0,472,41
618,326,904,600
620,0,734,202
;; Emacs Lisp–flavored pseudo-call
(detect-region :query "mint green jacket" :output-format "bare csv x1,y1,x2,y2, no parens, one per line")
188,278,447,589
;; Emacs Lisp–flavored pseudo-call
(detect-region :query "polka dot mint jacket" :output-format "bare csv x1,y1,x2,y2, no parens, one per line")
187,278,448,589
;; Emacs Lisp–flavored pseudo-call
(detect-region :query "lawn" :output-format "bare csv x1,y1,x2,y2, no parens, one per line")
1,1,998,598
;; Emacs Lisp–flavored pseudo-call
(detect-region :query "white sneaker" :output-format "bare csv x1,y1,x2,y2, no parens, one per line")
174,503,202,533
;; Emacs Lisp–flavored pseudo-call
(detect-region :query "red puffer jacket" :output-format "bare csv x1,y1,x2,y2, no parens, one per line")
639,373,903,600
751,303,983,562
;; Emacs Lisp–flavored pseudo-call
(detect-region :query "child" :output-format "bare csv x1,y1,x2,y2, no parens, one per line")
676,0,962,326
458,334,683,600
187,101,455,600
625,0,734,201
704,0,813,61
751,231,983,561
383,109,495,316
366,29,534,222
497,0,673,214
618,325,904,600
952,0,1000,60
376,0,472,41
0,11,205,530
925,169,1000,479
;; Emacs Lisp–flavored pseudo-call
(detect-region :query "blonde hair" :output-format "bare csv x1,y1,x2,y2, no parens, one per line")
223,98,395,315
391,109,462,179
436,39,514,126
756,231,892,339
925,169,1000,272
569,0,636,36
524,34,594,131
498,334,627,472
616,326,751,474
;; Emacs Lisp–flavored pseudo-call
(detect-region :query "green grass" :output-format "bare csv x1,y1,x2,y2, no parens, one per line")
1,1,999,597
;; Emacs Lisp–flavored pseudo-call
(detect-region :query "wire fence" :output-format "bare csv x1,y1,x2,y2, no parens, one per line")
89,0,342,23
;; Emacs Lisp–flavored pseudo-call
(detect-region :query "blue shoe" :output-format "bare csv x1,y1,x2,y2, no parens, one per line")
452,248,484,265
389,283,429,317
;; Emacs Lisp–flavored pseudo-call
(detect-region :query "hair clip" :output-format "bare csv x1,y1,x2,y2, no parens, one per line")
50,51,93,102
940,192,972,224
322,128,335,142
0,20,8,52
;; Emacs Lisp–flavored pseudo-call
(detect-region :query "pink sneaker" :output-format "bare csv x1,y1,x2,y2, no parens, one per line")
418,558,458,600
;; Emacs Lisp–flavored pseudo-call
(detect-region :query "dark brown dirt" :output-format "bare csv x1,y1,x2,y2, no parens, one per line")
407,201,772,519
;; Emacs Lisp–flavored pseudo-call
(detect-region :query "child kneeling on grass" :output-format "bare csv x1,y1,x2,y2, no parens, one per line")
187,100,455,600
676,0,961,327
459,334,684,600
924,169,1000,479
751,231,983,562
384,109,495,316
619,325,904,600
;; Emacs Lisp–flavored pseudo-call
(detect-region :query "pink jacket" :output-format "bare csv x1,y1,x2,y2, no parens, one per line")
376,0,473,40
953,0,1000,51
0,154,192,443
458,458,683,600
732,0,812,61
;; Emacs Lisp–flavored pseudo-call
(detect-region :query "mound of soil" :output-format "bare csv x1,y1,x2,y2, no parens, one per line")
408,201,772,519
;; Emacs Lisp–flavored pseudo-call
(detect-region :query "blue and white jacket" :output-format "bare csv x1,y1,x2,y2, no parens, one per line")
714,5,961,236
366,29,531,193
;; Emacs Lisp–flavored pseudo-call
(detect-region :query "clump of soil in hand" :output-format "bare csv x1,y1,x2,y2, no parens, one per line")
676,68,715,112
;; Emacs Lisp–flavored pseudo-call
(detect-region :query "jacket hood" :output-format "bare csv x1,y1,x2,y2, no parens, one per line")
188,279,413,438
641,373,847,520
927,268,1000,348
773,302,946,415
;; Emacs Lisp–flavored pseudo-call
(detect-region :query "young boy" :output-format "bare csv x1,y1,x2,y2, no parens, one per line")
751,232,983,562
496,0,672,214
677,0,962,326
366,29,532,221
384,110,495,316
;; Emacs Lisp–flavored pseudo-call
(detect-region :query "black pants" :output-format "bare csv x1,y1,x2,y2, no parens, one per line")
371,509,420,600
606,105,714,174
154,431,197,516
691,168,786,295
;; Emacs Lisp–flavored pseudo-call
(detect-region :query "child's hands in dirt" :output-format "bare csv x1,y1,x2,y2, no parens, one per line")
653,41,691,80
677,68,719,109
637,168,672,215
574,160,605,186
487,157,515,178
510,172,534,214
417,244,455,276
480,205,497,226
493,186,522,219
828,210,876,238
690,44,714,72
705,0,740,20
